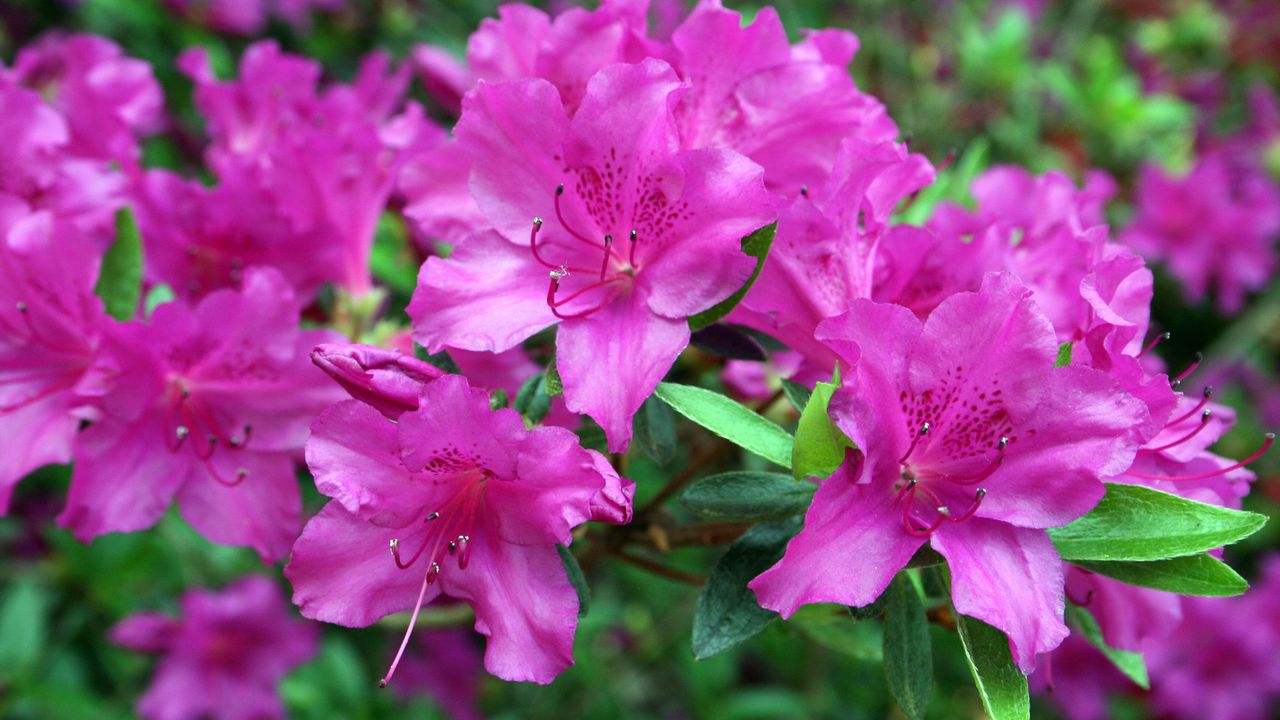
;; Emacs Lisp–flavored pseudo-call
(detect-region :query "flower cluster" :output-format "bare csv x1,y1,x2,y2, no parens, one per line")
1,1,1277,718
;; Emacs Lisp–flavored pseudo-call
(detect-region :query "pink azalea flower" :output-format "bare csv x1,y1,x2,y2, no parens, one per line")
180,43,430,294
1142,555,1280,720
0,83,124,245
111,576,318,720
131,167,346,303
1122,154,1280,314
748,273,1150,671
1030,632,1135,720
58,268,342,561
667,1,897,194
451,347,579,429
730,138,932,377
286,374,633,684
0,210,110,514
408,59,775,451
5,33,164,168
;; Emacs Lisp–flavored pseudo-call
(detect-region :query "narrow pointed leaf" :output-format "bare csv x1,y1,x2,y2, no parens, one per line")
557,544,590,617
781,379,811,414
680,471,814,521
655,382,793,468
791,381,853,480
955,614,1029,720
884,574,932,720
1049,483,1267,561
634,393,677,465
1072,554,1249,596
94,207,144,321
692,518,799,659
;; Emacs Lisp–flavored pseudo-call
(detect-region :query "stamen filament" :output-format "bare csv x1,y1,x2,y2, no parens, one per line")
1126,433,1274,482
1167,386,1213,427
1143,410,1212,453
1138,331,1170,358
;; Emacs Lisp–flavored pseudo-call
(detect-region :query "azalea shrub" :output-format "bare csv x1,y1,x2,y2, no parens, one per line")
2,1,1280,719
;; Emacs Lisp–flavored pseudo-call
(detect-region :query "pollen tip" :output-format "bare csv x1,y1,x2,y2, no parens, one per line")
236,468,249,479
629,229,637,240
176,426,189,439
533,216,543,228
378,679,388,689
1204,385,1214,397
1267,432,1276,440
1201,409,1212,423
1162,331,1171,340
920,421,931,435
555,184,565,195
15,301,27,313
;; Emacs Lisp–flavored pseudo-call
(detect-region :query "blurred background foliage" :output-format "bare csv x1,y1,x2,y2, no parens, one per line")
1,0,1278,718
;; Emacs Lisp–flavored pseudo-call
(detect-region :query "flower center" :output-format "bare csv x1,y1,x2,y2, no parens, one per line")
529,184,641,321
163,376,253,487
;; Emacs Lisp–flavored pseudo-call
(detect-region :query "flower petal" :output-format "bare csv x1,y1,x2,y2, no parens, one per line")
176,450,301,563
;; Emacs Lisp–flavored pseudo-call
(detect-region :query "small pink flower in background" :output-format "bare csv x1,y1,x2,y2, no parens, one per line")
58,268,342,561
111,576,318,720
390,627,486,720
180,42,432,295
287,373,632,683
410,59,775,451
1122,155,1280,314
749,273,1150,671
0,84,124,246
4,33,164,169
0,210,110,514
166,0,270,34
1029,632,1135,720
730,138,932,378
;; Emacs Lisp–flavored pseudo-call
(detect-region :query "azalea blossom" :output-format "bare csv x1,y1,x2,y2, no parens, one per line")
0,210,110,513
111,576,318,720
409,58,775,450
286,373,633,683
58,268,341,561
749,273,1150,670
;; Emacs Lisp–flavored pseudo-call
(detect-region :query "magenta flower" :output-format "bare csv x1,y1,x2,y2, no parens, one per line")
132,168,345,303
0,84,124,245
409,59,775,451
1122,155,1280,313
286,374,632,684
58,268,342,561
1030,632,1136,720
180,43,428,294
1143,555,1280,720
310,342,444,420
166,0,270,35
0,210,109,513
111,576,318,720
730,138,932,376
749,273,1149,671
5,33,164,168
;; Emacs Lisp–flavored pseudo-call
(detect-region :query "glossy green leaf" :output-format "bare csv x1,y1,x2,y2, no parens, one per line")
1073,553,1249,597
94,207,144,321
1055,342,1073,367
514,373,552,424
544,356,563,397
790,605,883,660
791,381,853,480
956,614,1029,720
884,574,932,720
634,393,677,465
692,518,799,659
557,544,591,617
1067,604,1148,689
1049,483,1267,561
689,223,777,330
655,383,793,468
680,471,814,521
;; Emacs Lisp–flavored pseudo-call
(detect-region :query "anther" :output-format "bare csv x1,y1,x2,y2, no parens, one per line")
556,184,565,196
629,229,638,267
426,561,442,584
800,185,809,197
600,235,613,279
426,511,440,521
176,426,190,439
899,422,931,465
15,302,27,313
1139,332,1170,358
388,538,399,555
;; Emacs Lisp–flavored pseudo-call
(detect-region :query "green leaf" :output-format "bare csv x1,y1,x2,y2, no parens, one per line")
692,518,799,659
680,471,814,521
488,388,509,410
790,605,883,660
370,212,419,295
514,372,552,424
688,223,777,330
1066,605,1148,689
791,381,853,480
1073,553,1249,596
1049,483,1267,561
1055,342,1073,367
884,574,933,720
94,207,144,321
544,355,563,397
634,393,677,466
557,544,591,617
143,283,174,315
955,614,1029,720
780,378,811,414
655,382,793,468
